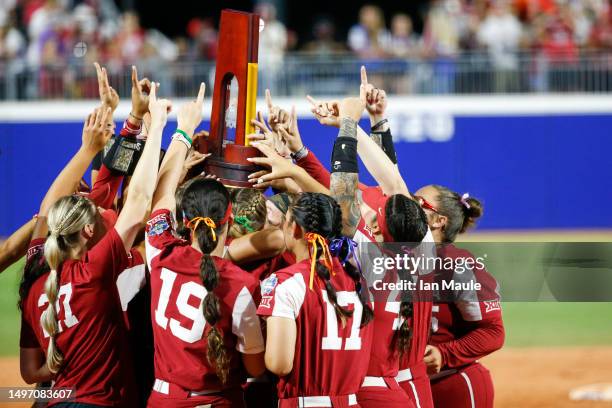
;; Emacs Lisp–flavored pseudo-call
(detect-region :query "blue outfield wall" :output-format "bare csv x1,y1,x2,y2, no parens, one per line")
0,96,610,236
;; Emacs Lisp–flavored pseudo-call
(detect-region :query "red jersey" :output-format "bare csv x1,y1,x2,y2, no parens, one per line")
20,228,136,407
430,244,505,369
145,209,265,392
257,259,373,399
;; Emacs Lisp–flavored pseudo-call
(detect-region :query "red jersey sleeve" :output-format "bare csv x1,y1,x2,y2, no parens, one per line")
26,238,46,265
145,209,181,267
83,227,130,284
437,263,505,367
437,309,505,368
19,315,40,348
88,164,122,210
296,150,331,188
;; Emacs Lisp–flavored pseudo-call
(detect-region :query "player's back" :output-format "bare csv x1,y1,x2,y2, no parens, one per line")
21,229,135,407
146,209,264,393
258,258,373,400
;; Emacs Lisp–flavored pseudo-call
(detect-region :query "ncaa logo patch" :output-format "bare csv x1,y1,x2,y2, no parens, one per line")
147,214,170,236
261,274,278,296
484,300,501,313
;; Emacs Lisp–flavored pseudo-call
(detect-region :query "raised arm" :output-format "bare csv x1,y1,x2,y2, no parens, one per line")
0,218,36,273
309,94,409,197
151,83,206,214
34,107,113,240
114,83,168,252
330,96,366,238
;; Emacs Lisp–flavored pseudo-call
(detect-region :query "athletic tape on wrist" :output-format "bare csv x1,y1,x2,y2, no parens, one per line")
331,137,358,173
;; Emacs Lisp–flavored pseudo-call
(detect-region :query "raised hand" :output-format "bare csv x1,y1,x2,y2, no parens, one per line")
148,83,172,127
177,82,206,136
247,142,295,186
131,65,152,119
277,106,303,154
82,106,112,153
307,95,341,128
339,83,367,122
94,62,119,112
250,111,291,158
265,89,290,132
361,66,387,121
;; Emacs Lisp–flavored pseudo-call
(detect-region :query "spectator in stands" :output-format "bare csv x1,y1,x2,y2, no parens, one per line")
187,17,218,61
0,7,26,98
256,2,287,94
531,6,578,91
477,1,523,92
348,5,390,59
423,0,461,93
302,16,345,56
388,13,421,58
117,11,144,64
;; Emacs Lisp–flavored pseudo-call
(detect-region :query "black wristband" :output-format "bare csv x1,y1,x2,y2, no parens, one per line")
379,130,398,165
371,118,388,132
331,137,358,173
290,145,309,161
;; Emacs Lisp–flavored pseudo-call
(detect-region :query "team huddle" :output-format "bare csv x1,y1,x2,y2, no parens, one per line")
7,62,505,408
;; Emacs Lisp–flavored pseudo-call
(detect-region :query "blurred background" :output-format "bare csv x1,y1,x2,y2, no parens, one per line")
0,2,611,408
1,0,612,97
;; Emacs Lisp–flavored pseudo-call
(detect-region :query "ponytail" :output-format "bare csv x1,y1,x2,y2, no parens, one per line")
41,195,96,373
330,237,373,328
431,186,484,242
291,193,354,325
181,178,232,384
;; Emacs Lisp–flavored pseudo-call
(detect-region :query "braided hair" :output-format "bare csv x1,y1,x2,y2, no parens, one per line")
289,193,354,324
384,194,429,354
229,188,267,238
43,195,97,373
180,178,232,384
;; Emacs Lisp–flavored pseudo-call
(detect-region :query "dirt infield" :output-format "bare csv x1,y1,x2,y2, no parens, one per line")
0,346,611,407
483,346,612,408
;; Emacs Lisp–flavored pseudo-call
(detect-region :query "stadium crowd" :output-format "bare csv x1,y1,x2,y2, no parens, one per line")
0,60,504,407
1,0,612,98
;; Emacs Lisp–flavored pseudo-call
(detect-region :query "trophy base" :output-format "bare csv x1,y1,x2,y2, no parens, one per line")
204,144,261,188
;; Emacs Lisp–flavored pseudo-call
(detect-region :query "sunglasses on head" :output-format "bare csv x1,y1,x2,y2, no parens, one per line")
414,195,439,213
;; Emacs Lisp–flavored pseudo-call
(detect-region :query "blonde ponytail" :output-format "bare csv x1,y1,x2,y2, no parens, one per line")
41,195,96,373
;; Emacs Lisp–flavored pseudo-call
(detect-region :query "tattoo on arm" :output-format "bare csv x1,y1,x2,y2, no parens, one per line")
330,172,360,237
369,133,382,149
339,117,358,139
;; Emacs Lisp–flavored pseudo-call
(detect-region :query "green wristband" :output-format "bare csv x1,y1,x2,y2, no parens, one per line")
175,129,193,146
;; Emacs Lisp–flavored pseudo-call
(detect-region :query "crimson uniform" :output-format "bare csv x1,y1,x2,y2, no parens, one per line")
257,258,374,408
20,228,137,407
428,244,505,408
355,187,435,408
145,209,264,408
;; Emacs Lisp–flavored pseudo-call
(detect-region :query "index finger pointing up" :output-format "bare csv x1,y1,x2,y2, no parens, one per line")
149,82,157,102
361,65,368,87
196,82,206,105
265,89,273,110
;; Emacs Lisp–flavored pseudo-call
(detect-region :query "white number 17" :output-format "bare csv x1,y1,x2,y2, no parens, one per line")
321,291,363,351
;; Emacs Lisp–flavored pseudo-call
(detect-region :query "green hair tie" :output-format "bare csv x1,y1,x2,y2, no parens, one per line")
234,216,255,233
